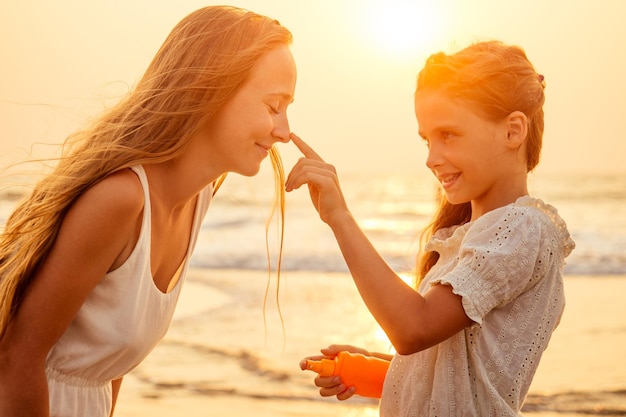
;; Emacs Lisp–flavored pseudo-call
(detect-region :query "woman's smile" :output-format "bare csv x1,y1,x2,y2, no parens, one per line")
255,142,271,157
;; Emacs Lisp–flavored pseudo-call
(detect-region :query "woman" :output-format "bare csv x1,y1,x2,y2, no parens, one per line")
0,6,296,416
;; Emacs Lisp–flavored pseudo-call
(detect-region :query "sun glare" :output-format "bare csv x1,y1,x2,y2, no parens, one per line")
355,1,444,59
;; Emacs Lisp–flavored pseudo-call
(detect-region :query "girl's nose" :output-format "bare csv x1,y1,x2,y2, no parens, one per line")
425,144,443,170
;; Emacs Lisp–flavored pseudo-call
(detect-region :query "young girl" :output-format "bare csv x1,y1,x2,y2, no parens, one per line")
0,6,296,417
286,41,575,416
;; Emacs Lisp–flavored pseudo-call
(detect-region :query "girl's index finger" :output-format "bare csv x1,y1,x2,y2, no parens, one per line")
290,132,324,162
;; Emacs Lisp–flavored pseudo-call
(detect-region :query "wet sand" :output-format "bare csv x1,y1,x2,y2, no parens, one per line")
115,271,626,416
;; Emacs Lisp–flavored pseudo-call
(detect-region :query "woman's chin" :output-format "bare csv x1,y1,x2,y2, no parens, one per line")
235,165,262,177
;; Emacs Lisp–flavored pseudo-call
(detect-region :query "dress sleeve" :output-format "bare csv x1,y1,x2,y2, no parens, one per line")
431,206,547,324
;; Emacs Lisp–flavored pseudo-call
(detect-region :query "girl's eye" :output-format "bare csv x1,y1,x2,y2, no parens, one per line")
440,131,454,141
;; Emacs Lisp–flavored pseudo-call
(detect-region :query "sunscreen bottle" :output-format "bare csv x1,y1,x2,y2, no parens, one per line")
304,351,390,398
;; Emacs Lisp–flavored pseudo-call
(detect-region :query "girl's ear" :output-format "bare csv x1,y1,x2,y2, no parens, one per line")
506,111,528,149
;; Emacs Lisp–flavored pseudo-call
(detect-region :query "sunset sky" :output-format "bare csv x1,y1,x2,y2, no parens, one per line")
1,0,624,177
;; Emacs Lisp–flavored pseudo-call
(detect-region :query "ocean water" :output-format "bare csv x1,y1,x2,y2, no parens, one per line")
1,171,624,276
189,171,626,276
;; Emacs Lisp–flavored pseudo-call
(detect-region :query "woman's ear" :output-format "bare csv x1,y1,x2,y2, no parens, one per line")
505,111,528,149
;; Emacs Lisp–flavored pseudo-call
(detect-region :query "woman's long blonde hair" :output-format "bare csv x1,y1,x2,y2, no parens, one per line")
0,6,292,337
416,41,546,282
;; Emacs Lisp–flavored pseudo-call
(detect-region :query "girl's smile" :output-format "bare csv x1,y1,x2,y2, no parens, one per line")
437,172,461,190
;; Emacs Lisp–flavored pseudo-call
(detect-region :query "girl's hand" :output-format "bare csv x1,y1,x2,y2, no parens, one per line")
299,344,372,401
285,133,350,227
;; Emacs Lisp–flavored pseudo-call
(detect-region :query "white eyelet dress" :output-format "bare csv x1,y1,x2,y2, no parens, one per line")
44,165,212,417
380,196,575,417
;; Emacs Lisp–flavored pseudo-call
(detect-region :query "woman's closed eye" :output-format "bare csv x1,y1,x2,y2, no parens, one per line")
268,102,280,114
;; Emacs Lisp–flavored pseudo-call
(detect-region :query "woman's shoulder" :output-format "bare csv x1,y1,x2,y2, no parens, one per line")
77,168,145,220
52,168,146,272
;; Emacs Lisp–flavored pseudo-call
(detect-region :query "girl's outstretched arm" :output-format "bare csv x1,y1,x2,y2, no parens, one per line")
286,134,472,355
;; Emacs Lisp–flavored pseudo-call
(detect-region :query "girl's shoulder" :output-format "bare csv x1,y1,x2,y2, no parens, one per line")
472,196,575,254
429,196,574,256
472,196,564,228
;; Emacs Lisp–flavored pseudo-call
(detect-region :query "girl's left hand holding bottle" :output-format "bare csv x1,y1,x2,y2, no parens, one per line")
285,133,351,228
299,344,369,401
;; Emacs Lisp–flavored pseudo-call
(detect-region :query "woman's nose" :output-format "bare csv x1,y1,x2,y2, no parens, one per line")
272,113,291,143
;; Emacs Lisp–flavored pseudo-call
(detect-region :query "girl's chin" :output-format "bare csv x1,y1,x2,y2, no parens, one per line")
443,193,469,206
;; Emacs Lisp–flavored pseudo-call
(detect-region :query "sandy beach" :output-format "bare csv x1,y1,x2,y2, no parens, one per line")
114,270,626,416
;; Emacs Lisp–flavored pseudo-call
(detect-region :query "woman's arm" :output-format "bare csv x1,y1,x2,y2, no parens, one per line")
286,135,473,354
0,170,144,416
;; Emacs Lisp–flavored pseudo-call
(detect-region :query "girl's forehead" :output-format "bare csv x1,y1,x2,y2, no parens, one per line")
415,91,461,117
415,89,461,105
415,92,488,131
415,91,483,117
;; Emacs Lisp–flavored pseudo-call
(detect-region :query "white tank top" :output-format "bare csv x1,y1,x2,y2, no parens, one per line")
45,165,212,417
